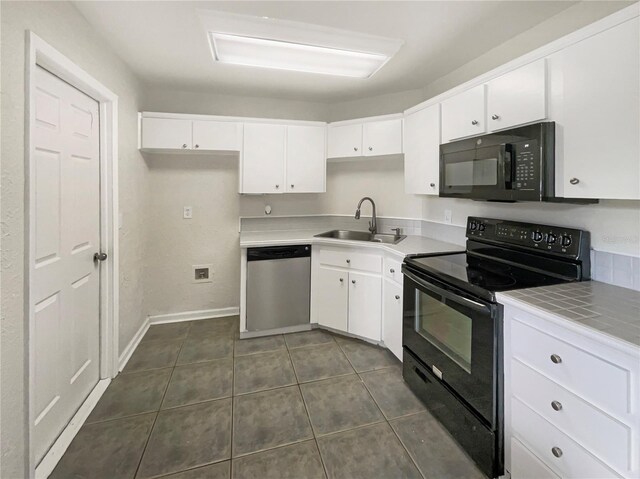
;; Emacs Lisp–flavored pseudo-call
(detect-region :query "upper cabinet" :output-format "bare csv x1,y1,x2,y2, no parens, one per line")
286,125,326,193
327,116,402,159
440,85,486,142
141,116,241,152
486,59,546,132
549,18,639,200
404,104,440,195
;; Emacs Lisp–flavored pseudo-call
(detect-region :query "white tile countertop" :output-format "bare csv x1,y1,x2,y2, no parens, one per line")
239,229,463,258
498,281,640,351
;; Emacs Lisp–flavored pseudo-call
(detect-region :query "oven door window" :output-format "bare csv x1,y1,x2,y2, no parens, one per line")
416,293,472,373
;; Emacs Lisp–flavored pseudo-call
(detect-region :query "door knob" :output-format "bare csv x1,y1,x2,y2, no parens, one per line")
94,252,108,262
471,120,478,125
395,295,400,300
275,185,280,189
194,144,200,149
354,147,358,151
339,278,344,283
390,268,395,273
290,184,294,188
351,280,356,284
491,114,500,120
182,144,188,149
346,259,350,264
430,183,436,187
368,146,373,151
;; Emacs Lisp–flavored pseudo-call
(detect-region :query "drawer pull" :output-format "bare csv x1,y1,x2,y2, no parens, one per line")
339,278,344,283
346,259,351,264
390,268,395,273
550,354,562,364
395,295,400,300
551,400,563,411
352,280,356,284
551,447,563,458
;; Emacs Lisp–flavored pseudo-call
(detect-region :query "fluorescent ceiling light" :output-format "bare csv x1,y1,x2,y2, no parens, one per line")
209,32,389,78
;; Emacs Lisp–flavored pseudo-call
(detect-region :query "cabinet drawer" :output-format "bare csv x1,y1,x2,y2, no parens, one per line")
512,398,621,479
319,248,382,273
511,437,560,479
512,359,632,472
384,257,403,284
511,317,631,418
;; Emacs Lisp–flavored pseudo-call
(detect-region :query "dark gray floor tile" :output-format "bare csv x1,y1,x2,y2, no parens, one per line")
189,317,239,339
125,339,183,373
143,322,191,343
284,329,335,349
317,422,421,479
289,342,354,383
234,350,296,395
360,368,425,419
390,411,484,479
234,335,286,357
138,399,232,478
161,461,230,479
231,440,325,479
50,413,154,479
336,337,399,373
87,368,171,423
163,359,233,409
177,336,233,365
233,386,313,457
300,375,384,436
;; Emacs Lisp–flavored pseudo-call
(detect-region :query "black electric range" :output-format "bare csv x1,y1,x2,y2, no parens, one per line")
401,217,590,479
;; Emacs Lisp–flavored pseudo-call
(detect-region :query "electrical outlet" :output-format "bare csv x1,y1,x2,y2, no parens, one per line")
183,206,193,219
192,264,213,283
444,209,452,224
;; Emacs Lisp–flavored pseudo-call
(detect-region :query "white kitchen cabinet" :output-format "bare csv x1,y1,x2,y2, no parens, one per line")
403,104,441,195
316,266,349,332
383,278,403,360
327,123,362,158
241,123,286,194
141,117,192,150
348,272,382,341
441,84,486,142
362,118,402,156
192,120,242,151
486,59,546,131
550,17,639,200
286,125,326,193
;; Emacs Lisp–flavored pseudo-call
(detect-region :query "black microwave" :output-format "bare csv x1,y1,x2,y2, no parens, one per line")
439,122,555,202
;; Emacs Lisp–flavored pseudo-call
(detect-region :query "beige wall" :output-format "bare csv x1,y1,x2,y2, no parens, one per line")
1,2,147,476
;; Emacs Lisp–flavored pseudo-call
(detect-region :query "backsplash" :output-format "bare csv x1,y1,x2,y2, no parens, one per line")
240,214,640,292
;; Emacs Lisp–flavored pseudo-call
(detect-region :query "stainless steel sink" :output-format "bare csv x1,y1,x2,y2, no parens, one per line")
314,230,406,245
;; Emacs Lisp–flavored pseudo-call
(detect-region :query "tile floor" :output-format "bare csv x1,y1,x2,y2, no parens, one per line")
51,317,484,479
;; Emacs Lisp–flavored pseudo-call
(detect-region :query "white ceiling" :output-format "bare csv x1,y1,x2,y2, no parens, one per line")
74,1,579,102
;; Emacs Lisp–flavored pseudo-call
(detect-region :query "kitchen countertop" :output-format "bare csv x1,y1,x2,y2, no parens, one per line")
498,281,640,350
239,229,463,257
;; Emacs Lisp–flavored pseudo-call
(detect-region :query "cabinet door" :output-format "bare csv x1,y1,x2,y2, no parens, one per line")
404,104,441,195
487,59,546,131
286,125,326,193
141,117,192,150
363,118,402,156
554,18,639,199
316,267,348,332
510,438,560,479
348,272,382,341
192,120,241,151
383,279,403,361
327,123,363,158
241,123,286,194
441,85,486,141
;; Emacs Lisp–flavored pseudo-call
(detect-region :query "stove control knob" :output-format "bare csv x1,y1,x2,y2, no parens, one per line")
532,231,543,243
478,223,486,232
469,221,477,231
561,235,573,247
547,233,558,245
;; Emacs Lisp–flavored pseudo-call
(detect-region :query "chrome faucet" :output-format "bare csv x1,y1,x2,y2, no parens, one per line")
355,197,377,235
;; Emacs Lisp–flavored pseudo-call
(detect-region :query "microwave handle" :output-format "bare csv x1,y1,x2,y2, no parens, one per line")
502,143,514,190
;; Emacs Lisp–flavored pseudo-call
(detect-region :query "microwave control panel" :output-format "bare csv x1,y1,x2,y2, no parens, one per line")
512,140,539,190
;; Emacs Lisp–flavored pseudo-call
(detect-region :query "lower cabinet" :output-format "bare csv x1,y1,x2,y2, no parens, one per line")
316,267,348,332
383,278,403,361
348,272,382,341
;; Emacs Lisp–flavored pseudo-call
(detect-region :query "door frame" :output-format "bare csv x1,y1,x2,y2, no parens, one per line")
25,32,119,476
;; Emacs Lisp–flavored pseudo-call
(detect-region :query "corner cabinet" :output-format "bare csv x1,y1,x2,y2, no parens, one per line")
403,104,441,195
327,115,402,160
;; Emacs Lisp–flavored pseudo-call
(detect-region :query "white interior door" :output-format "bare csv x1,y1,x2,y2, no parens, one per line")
33,66,101,464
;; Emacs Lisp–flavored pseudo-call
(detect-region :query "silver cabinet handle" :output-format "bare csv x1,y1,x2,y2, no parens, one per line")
551,400,563,411
390,268,395,273
290,184,294,188
339,278,344,283
93,252,108,262
569,178,580,185
395,295,400,300
551,447,563,458
194,144,200,149
430,183,436,187
491,114,500,120
368,146,373,151
471,120,478,125
346,259,350,264
550,354,562,364
352,280,356,284
182,143,188,148
275,185,280,189
354,147,358,151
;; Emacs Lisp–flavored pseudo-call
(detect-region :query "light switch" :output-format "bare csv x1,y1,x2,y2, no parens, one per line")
183,206,193,219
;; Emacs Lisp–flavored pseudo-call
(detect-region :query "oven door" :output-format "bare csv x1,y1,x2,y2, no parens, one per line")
402,265,500,426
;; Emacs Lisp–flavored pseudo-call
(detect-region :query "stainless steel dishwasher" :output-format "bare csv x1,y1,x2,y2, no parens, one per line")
246,245,311,332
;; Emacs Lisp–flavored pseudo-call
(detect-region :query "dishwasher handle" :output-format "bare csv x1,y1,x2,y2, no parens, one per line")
247,244,311,261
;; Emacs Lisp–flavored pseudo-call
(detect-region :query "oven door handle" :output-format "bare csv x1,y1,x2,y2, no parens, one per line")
403,269,491,313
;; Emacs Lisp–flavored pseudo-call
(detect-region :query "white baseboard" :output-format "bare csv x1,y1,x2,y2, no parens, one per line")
148,307,240,325
118,316,150,372
35,378,111,479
